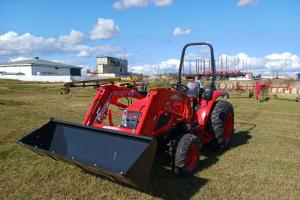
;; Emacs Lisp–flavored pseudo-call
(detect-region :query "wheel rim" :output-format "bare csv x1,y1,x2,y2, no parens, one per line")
224,112,233,142
186,144,198,171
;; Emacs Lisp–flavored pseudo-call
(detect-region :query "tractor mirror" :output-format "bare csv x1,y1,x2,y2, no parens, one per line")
204,89,213,101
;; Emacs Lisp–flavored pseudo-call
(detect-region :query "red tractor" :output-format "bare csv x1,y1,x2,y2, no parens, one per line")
19,42,234,188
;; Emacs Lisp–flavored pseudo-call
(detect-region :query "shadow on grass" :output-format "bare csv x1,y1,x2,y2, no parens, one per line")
230,131,252,150
144,153,208,200
81,153,208,200
144,123,254,200
72,95,94,98
0,100,29,106
230,121,254,151
228,96,253,99
145,122,254,200
273,97,297,102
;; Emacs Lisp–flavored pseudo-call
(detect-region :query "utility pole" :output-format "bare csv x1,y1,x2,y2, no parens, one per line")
196,59,199,74
203,58,206,74
225,56,228,72
220,56,223,71
173,64,176,74
200,59,203,74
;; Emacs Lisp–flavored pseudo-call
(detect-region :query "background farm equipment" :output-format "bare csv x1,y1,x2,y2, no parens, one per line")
234,82,255,98
234,81,291,101
59,78,121,94
59,76,145,95
18,42,234,188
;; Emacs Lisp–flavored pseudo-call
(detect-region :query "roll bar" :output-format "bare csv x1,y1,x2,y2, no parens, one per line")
178,42,216,89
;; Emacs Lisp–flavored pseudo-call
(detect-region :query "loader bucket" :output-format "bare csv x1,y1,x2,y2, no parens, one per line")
18,119,157,188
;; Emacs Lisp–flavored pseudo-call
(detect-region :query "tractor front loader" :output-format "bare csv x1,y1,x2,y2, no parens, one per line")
18,42,234,188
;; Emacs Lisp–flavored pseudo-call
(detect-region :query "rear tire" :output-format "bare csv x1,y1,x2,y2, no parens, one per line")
207,101,234,151
174,134,201,176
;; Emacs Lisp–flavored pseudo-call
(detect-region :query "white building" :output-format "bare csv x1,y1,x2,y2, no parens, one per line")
0,57,82,82
96,56,128,78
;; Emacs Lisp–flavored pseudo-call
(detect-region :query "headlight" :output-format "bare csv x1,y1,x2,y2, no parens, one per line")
121,110,142,129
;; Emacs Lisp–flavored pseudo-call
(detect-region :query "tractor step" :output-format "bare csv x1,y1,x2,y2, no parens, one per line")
18,119,157,188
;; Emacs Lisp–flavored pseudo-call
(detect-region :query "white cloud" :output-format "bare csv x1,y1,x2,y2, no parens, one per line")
129,58,179,75
153,0,172,6
159,58,180,68
218,53,263,71
172,27,192,36
113,0,148,9
0,31,60,54
9,56,31,62
264,52,300,69
58,29,84,44
130,64,160,75
113,0,172,10
0,30,122,57
90,18,120,40
218,52,300,73
237,0,258,7
75,45,122,57
117,51,130,58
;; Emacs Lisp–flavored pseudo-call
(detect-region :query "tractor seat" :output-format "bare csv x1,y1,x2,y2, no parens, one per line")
187,81,203,98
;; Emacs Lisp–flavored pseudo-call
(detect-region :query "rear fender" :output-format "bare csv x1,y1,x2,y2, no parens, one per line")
196,89,227,128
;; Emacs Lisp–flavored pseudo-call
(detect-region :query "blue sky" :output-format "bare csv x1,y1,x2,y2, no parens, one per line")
0,0,299,74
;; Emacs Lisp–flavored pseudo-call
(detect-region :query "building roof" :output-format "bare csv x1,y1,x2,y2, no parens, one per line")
96,56,127,61
0,58,82,69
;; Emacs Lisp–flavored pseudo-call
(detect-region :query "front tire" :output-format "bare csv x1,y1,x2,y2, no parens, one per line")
174,134,201,176
207,101,234,151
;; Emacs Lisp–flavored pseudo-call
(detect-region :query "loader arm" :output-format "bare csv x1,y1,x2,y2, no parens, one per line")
82,84,145,126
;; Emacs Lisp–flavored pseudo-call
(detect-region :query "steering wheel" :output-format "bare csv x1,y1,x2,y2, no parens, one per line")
171,83,189,92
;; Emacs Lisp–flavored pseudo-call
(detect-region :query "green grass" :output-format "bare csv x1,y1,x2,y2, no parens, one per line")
0,81,299,200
